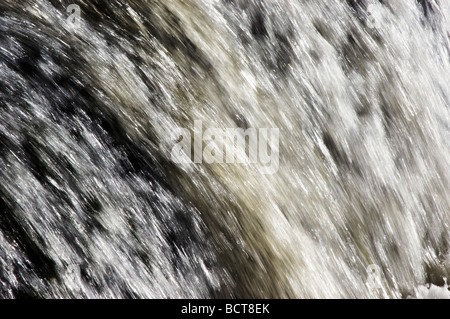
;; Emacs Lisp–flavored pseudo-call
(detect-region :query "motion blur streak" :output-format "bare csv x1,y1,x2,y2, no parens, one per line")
0,0,449,298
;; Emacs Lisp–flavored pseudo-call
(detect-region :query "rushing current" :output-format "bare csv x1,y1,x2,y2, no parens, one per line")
0,0,449,299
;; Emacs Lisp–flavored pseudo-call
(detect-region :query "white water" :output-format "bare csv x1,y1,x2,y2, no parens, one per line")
0,0,449,298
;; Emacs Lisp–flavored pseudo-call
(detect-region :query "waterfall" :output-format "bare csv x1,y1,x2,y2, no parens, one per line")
0,0,449,298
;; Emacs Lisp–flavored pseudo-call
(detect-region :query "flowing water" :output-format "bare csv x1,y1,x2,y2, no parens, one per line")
0,0,449,298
